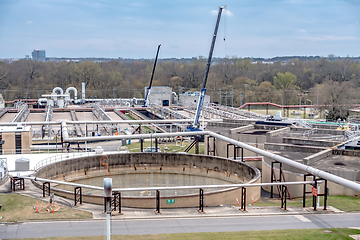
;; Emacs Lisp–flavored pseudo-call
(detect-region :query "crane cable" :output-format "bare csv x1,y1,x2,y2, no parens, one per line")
223,5,228,58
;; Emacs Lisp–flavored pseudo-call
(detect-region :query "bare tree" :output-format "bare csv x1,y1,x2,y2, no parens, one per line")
318,80,355,120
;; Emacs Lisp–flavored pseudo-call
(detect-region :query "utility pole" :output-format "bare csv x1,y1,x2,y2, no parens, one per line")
225,91,227,107
178,86,182,105
244,84,248,105
231,89,233,108
298,94,303,119
212,89,214,103
240,92,243,107
219,89,222,105
113,87,116,99
317,88,319,106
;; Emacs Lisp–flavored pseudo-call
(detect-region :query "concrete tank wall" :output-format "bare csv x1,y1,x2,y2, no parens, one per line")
262,157,360,197
205,136,265,159
34,153,261,208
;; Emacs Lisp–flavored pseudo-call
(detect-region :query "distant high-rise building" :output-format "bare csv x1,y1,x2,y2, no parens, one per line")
31,49,46,61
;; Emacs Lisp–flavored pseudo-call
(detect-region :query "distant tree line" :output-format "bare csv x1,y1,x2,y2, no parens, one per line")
0,57,359,119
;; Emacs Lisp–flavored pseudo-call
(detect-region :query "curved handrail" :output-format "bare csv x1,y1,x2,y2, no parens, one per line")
34,150,122,172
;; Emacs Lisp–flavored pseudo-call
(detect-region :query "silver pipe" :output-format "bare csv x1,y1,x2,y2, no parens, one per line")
0,119,221,126
64,130,208,142
207,131,360,192
61,121,69,139
23,176,103,190
113,181,316,192
62,130,360,192
21,176,314,192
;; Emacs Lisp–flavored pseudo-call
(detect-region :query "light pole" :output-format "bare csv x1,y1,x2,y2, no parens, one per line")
298,94,303,119
219,89,221,105
244,84,248,105
231,89,233,108
225,91,227,107
240,92,243,107
307,99,313,118
104,178,112,240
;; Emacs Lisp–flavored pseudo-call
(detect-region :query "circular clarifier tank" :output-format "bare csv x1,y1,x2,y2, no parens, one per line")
34,153,261,208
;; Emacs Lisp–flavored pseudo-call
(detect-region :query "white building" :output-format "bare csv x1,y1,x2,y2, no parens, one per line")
179,92,210,108
146,86,173,106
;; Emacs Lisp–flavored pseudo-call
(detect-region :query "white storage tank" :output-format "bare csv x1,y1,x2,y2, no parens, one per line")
15,158,30,171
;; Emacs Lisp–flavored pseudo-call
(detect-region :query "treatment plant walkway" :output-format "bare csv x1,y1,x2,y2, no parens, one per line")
1,179,342,220
2,179,360,239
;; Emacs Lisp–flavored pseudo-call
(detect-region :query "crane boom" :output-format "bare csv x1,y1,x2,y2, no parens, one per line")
192,6,225,128
143,44,161,107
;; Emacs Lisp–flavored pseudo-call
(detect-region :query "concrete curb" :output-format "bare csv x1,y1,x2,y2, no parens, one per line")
0,210,343,224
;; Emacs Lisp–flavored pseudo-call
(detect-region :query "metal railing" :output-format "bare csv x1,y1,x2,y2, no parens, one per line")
152,104,191,120
93,103,113,134
12,103,28,122
34,150,123,172
345,130,360,140
209,103,269,120
44,105,53,122
302,128,318,137
297,119,313,128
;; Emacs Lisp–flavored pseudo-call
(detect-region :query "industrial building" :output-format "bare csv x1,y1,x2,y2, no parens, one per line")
32,49,46,61
179,91,210,108
146,86,175,106
0,125,32,155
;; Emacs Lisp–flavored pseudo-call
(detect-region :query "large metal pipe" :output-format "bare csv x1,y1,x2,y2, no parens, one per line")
61,121,69,139
64,130,360,192
25,176,103,190
208,131,360,192
0,119,221,126
64,130,207,142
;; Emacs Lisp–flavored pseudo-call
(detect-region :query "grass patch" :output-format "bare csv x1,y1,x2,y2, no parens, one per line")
325,195,360,212
0,193,92,222
254,195,360,212
11,228,360,240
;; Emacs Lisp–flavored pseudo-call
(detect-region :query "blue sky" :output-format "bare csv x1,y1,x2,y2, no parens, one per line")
0,0,359,59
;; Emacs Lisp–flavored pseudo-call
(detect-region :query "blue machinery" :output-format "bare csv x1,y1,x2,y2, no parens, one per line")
188,6,225,132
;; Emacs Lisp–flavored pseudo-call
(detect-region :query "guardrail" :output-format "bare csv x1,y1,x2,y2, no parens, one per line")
12,103,28,122
0,108,7,118
34,150,122,172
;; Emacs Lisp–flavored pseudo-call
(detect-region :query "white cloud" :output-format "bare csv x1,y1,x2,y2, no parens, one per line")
223,9,234,17
210,9,233,17
26,20,33,25
295,35,358,41
299,29,307,33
